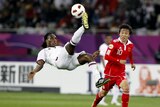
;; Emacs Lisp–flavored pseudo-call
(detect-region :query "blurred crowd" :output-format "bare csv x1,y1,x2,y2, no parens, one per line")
0,0,160,35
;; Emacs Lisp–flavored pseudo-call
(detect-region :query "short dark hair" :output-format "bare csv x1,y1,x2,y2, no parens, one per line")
119,24,132,35
41,33,54,48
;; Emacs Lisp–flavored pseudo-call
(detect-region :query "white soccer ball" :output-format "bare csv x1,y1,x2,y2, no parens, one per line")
71,4,85,19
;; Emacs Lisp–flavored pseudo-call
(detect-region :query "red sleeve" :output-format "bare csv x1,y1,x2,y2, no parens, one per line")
129,45,134,64
104,42,120,63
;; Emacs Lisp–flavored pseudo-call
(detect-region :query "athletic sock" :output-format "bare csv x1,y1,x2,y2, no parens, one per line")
92,93,103,107
88,61,101,83
111,86,119,103
122,93,129,107
70,26,85,46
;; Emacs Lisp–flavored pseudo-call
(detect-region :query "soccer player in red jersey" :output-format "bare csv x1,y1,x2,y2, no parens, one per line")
91,24,136,107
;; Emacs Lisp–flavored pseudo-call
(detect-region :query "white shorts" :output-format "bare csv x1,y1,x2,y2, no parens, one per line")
55,44,86,70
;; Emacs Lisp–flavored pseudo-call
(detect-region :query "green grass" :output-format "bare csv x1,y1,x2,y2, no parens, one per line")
0,92,160,107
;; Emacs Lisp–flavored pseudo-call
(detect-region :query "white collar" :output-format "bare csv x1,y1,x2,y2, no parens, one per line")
118,37,132,45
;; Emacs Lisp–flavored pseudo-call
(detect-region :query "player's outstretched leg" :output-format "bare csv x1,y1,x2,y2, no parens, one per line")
65,26,85,55
78,51,110,88
65,12,89,55
92,50,110,88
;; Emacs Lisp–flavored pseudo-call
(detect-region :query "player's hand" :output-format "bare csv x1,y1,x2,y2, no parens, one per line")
92,50,100,60
28,71,36,80
131,64,136,71
120,60,126,64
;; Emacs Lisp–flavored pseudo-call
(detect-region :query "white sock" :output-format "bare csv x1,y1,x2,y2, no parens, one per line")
70,26,85,46
88,61,101,83
111,86,119,103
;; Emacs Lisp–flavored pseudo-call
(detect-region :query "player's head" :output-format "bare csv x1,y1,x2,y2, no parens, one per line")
119,24,132,35
118,24,132,43
42,33,58,48
104,35,112,45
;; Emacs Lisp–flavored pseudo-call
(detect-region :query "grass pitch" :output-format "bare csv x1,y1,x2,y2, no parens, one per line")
0,92,160,107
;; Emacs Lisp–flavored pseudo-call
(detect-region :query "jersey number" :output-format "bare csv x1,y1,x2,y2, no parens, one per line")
117,48,123,55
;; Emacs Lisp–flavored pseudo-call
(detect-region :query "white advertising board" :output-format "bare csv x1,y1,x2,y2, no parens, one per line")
0,61,160,96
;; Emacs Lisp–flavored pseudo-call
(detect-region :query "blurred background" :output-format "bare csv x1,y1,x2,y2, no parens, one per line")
0,0,160,107
0,0,160,35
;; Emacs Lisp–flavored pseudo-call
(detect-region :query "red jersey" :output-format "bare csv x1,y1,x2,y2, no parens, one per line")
104,38,134,76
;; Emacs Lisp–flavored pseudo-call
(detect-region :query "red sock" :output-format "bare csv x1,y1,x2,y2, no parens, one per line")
122,93,129,107
92,93,103,107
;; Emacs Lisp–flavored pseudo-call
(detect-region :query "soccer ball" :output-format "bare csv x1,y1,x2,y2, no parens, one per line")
71,4,85,19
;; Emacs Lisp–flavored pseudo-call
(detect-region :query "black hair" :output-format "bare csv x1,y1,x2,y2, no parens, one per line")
119,24,132,35
41,32,54,48
105,34,112,37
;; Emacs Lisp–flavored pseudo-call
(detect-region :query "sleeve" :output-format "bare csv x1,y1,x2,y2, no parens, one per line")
104,41,120,63
129,45,134,64
99,44,106,56
37,49,45,62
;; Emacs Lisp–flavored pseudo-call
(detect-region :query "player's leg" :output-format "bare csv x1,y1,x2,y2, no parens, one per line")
98,62,108,106
92,78,114,107
65,26,85,55
111,85,121,106
92,90,108,107
78,53,100,82
67,50,99,70
77,53,110,88
119,80,130,107
65,12,89,55
99,95,108,106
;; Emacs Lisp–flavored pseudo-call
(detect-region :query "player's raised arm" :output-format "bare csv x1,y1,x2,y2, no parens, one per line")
28,60,45,80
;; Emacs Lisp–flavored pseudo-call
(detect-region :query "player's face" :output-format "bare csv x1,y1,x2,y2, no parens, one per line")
119,28,130,43
46,34,58,47
104,36,112,45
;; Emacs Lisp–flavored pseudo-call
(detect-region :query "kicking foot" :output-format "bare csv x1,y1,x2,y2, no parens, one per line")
96,78,110,88
92,50,100,60
82,12,89,29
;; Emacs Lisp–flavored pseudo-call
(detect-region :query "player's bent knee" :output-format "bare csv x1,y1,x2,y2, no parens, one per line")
120,81,130,94
123,89,129,94
78,54,93,64
82,54,93,62
122,87,129,94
